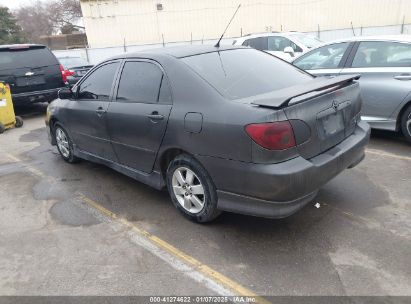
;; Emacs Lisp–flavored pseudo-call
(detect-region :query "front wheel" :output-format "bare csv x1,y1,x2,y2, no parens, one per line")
401,105,411,143
166,154,221,223
54,124,79,163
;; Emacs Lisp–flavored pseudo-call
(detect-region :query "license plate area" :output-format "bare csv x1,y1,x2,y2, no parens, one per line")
316,100,351,141
317,110,345,139
16,75,45,87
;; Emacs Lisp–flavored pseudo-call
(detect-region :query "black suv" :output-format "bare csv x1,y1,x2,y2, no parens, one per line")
0,44,66,106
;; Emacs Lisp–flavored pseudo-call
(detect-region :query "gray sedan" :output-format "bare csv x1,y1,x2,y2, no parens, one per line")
46,46,370,222
292,35,411,142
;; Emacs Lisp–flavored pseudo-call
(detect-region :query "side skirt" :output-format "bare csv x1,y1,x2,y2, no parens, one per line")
74,148,166,190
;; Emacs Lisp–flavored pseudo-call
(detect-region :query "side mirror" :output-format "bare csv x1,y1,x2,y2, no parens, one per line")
58,87,73,100
284,46,295,57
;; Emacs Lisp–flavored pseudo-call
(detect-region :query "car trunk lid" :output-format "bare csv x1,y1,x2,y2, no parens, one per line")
251,75,362,159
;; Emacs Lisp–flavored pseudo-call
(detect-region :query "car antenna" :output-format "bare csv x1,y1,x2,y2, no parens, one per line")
215,4,241,48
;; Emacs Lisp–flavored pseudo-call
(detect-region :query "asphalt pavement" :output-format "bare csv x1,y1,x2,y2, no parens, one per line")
0,103,410,298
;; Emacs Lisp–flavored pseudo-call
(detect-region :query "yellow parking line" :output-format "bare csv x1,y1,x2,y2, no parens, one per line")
366,149,411,161
5,153,46,177
80,193,270,302
3,152,270,303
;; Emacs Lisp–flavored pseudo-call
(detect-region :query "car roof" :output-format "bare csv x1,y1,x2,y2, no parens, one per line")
0,44,46,50
57,56,84,59
110,45,247,60
318,35,411,45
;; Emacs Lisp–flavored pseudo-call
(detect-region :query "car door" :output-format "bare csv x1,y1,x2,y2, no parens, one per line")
339,41,411,127
267,36,303,61
65,60,120,161
293,42,353,77
107,60,172,173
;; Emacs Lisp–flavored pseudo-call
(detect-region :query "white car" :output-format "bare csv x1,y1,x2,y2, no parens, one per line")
232,32,323,61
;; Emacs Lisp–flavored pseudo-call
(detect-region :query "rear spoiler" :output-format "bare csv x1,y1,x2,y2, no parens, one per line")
251,74,361,109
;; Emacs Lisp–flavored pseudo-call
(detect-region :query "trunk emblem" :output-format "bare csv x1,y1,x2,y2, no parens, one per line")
25,71,34,76
332,100,339,112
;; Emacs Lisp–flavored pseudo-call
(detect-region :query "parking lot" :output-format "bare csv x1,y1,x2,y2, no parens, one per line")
0,104,410,297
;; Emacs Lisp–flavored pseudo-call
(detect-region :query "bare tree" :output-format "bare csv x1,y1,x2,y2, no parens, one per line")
48,0,83,32
14,1,54,43
14,0,83,43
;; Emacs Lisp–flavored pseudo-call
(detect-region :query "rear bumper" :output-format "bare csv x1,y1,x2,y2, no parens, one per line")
12,88,64,106
198,121,371,218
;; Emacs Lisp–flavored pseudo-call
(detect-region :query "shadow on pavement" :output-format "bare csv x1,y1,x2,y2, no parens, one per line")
14,102,48,119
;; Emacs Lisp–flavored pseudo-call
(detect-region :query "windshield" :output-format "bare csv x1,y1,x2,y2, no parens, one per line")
0,47,58,70
289,33,323,48
58,57,90,69
181,48,312,100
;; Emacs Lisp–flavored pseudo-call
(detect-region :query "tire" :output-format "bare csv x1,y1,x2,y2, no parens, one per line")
15,116,23,128
0,123,5,134
400,105,411,143
54,124,79,163
166,154,221,223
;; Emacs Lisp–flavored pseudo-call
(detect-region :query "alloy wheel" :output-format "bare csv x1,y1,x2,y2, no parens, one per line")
56,128,70,158
406,112,411,137
172,167,205,214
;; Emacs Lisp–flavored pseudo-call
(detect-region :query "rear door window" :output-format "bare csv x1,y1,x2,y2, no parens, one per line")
352,41,411,68
293,42,350,70
77,61,120,101
268,36,302,52
116,61,164,104
0,47,58,70
242,37,268,51
182,48,312,100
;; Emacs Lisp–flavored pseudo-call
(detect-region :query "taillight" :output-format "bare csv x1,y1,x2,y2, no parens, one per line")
59,64,67,83
59,65,74,83
245,121,296,150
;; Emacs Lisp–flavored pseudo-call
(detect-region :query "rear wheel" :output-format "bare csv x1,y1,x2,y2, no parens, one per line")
0,123,5,134
15,116,23,128
401,105,411,143
55,124,78,163
166,154,221,223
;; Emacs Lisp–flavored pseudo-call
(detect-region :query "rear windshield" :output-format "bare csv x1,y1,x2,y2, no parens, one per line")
58,57,90,69
181,48,312,100
0,47,58,70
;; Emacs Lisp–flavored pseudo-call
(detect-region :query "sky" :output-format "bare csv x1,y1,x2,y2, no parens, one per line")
0,0,40,9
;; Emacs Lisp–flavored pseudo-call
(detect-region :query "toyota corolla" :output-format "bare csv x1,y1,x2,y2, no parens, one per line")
46,46,370,222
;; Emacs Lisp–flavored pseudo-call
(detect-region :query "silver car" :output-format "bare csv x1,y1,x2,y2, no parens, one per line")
292,35,411,143
233,32,323,61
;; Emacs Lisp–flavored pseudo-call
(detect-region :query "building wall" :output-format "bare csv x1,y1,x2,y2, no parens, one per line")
80,0,411,48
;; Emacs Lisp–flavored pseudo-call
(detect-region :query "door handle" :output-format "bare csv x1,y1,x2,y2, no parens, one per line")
95,107,106,116
394,74,411,81
147,111,164,121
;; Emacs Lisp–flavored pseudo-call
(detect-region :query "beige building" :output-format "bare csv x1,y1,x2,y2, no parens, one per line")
80,0,411,48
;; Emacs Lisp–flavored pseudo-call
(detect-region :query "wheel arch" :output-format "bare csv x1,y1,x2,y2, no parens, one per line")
396,99,411,132
158,147,204,180
49,117,59,145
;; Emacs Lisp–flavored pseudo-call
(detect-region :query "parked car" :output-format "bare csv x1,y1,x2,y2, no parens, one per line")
292,35,411,142
232,32,323,61
0,44,66,107
46,46,370,222
57,56,93,86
